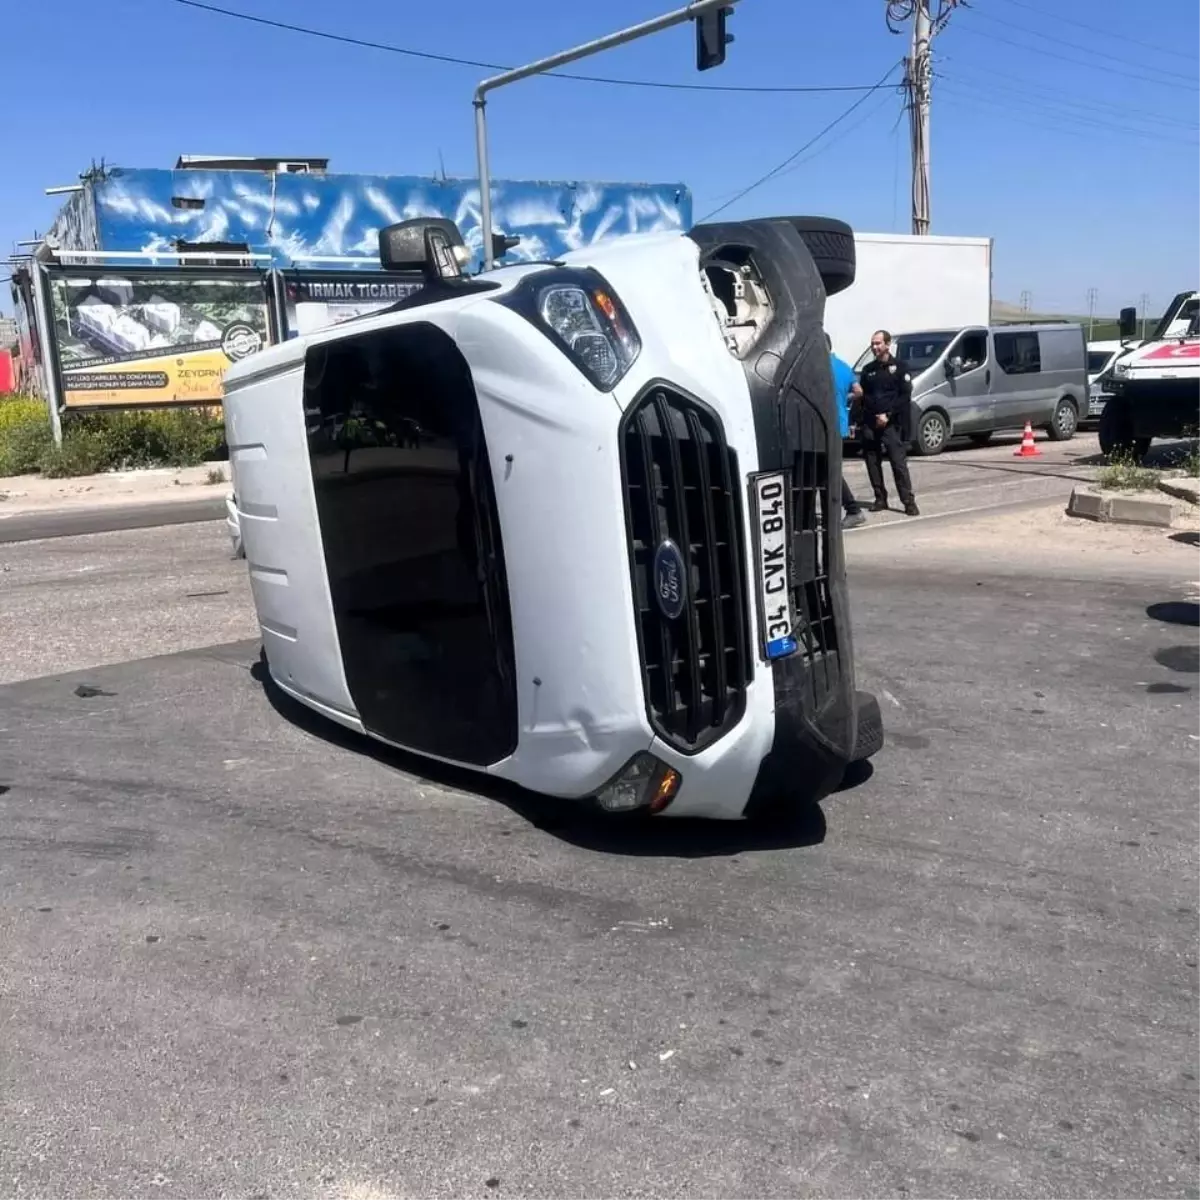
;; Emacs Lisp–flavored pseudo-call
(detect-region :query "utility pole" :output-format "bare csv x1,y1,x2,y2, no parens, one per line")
1139,292,1150,339
1087,287,1098,338
1020,290,1032,316
887,1,962,235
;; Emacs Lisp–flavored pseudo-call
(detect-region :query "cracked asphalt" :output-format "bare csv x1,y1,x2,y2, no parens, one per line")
0,511,1197,1199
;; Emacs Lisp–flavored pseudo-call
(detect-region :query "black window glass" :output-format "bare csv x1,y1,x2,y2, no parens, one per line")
995,331,1042,375
304,323,517,766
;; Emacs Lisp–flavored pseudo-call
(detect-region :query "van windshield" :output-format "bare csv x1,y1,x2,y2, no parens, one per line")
1087,351,1112,374
894,334,954,372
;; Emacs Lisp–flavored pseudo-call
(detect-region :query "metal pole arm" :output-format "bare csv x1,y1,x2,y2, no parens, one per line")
473,0,733,106
474,0,739,269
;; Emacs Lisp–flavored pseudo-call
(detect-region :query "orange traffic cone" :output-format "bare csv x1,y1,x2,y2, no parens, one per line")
1013,421,1041,457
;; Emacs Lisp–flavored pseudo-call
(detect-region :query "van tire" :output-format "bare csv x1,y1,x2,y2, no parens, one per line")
784,216,856,297
1047,396,1079,441
913,409,950,456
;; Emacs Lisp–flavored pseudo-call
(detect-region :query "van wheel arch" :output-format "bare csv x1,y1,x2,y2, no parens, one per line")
912,406,951,456
1046,394,1079,441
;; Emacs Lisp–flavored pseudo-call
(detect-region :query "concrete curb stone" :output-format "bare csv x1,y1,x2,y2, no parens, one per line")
1067,487,1177,528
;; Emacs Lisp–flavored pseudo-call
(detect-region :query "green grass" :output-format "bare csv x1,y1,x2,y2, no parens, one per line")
1097,457,1162,492
0,393,226,478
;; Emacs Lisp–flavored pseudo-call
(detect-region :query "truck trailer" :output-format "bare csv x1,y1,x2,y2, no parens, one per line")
823,232,993,366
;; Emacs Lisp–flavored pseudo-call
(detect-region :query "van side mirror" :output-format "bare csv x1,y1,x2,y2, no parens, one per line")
491,232,521,261
379,218,469,281
1118,306,1138,341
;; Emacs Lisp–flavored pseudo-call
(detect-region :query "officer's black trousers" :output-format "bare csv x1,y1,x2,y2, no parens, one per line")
841,477,861,515
860,421,915,506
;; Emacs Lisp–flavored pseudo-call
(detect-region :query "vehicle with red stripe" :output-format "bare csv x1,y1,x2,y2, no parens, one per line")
1100,291,1199,460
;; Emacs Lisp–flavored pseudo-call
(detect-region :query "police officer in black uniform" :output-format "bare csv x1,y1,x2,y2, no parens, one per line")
858,329,920,516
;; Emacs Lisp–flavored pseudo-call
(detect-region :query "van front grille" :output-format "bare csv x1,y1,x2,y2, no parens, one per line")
620,384,752,753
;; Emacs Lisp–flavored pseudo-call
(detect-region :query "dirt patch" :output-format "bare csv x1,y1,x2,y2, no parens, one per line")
0,462,228,515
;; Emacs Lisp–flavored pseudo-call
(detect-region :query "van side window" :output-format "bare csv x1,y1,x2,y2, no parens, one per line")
995,331,1041,375
955,332,987,372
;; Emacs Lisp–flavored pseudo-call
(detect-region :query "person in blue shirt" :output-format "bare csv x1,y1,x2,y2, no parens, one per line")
827,334,866,528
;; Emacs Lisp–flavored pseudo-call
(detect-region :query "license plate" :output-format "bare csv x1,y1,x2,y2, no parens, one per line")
749,471,798,661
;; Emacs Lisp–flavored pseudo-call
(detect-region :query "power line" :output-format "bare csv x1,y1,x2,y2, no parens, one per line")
990,0,1197,64
935,80,1195,147
697,65,903,222
959,7,1198,86
952,21,1200,91
772,88,901,182
936,72,1198,141
936,61,1199,131
692,89,898,213
165,0,885,94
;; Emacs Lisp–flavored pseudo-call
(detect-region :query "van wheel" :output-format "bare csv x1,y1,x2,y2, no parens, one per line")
784,216,856,297
913,409,949,456
967,432,993,447
1047,397,1079,441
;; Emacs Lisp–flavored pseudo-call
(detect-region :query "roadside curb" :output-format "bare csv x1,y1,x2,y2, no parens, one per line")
1066,486,1176,528
0,497,226,545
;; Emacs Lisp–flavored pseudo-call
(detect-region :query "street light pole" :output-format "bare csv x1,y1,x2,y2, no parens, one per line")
474,0,740,270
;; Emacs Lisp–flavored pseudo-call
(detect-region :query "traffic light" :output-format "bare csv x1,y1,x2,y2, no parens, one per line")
695,5,734,71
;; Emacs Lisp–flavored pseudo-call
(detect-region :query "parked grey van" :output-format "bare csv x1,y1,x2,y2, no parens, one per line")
854,323,1088,456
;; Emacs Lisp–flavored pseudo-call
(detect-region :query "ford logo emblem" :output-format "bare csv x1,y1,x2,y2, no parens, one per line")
652,539,687,621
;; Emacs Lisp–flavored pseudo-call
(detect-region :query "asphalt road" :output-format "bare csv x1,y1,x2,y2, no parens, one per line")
1,525,1197,1197
0,521,258,685
842,429,1123,529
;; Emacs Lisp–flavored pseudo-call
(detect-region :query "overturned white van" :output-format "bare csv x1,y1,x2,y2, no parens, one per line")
221,215,883,820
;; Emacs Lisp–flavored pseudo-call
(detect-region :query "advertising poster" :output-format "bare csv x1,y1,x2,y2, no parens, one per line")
48,271,271,408
284,273,424,338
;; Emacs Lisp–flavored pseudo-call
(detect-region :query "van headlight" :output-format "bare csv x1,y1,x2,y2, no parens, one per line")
594,752,681,815
495,267,640,391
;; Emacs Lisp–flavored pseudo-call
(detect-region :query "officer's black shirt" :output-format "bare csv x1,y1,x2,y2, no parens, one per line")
859,354,914,421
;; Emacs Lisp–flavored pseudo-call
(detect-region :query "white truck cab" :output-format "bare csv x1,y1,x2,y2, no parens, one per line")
1100,292,1199,459
221,215,884,821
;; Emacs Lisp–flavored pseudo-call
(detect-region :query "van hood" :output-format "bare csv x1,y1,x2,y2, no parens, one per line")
1115,338,1200,377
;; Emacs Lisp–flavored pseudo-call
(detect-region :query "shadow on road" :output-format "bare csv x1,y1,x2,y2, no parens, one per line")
1147,601,1200,628
1144,600,1199,687
252,659,856,858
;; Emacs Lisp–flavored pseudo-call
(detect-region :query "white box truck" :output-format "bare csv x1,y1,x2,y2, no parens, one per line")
823,232,993,365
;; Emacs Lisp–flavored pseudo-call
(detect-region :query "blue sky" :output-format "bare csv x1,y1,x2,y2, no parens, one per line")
4,0,1197,315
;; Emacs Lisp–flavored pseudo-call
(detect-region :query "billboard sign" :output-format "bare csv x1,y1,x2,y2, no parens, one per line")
282,272,424,338
46,269,271,408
